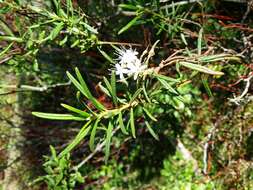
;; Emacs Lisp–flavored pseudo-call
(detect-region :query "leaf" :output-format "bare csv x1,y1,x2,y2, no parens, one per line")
98,83,111,97
142,84,151,103
49,145,57,160
105,120,113,163
66,0,73,16
118,4,139,10
52,0,60,15
59,35,68,46
0,19,14,36
130,88,143,104
199,54,241,63
145,121,159,140
118,16,140,35
61,103,90,118
130,108,136,138
201,76,213,97
58,121,92,158
110,71,118,106
89,118,100,151
179,61,224,75
143,107,157,121
0,42,13,59
153,73,180,83
75,68,94,98
67,68,105,111
50,22,64,40
97,47,115,64
197,28,203,55
103,77,112,94
81,22,98,34
157,78,178,95
0,36,23,43
103,76,117,106
66,71,88,97
32,112,86,121
180,33,188,46
118,112,128,135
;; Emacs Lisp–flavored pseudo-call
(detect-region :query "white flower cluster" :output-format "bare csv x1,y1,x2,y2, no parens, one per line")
115,48,147,81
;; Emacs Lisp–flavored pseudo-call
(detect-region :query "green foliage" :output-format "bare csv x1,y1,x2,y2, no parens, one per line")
0,0,98,72
159,151,218,190
1,0,253,189
33,146,84,190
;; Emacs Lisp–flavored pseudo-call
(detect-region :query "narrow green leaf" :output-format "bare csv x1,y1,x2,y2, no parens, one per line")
0,36,23,43
98,83,111,97
32,112,86,121
157,78,178,95
197,28,203,55
67,68,105,111
130,88,143,104
59,121,92,158
142,84,151,103
118,112,128,135
66,0,73,16
81,22,98,34
143,107,157,122
0,42,13,58
179,61,224,75
103,77,112,94
59,35,68,46
110,71,117,106
201,76,213,97
199,54,241,63
119,4,139,10
61,103,90,118
130,108,136,138
180,33,188,46
52,0,60,15
50,22,64,40
89,118,100,151
66,71,88,97
71,39,80,48
75,68,93,97
153,73,180,83
98,47,115,64
145,121,159,140
0,20,14,36
103,75,118,105
118,16,139,35
49,145,57,160
105,121,113,163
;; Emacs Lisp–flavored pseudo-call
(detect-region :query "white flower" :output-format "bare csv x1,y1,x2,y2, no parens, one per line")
114,47,147,81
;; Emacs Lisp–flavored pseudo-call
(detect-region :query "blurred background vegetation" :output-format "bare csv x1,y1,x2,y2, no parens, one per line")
1,0,253,189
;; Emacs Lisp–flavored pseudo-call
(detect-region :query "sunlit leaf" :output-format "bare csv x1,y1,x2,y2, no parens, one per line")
118,16,140,35
130,108,136,138
61,103,90,118
118,112,128,135
105,120,113,163
89,118,100,151
179,61,224,75
143,107,157,121
59,121,92,158
145,121,159,140
32,112,86,121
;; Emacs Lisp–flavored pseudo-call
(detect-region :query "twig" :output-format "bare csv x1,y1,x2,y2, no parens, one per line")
0,81,71,92
229,74,253,105
74,127,119,170
160,0,203,10
203,126,215,174
242,0,253,23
